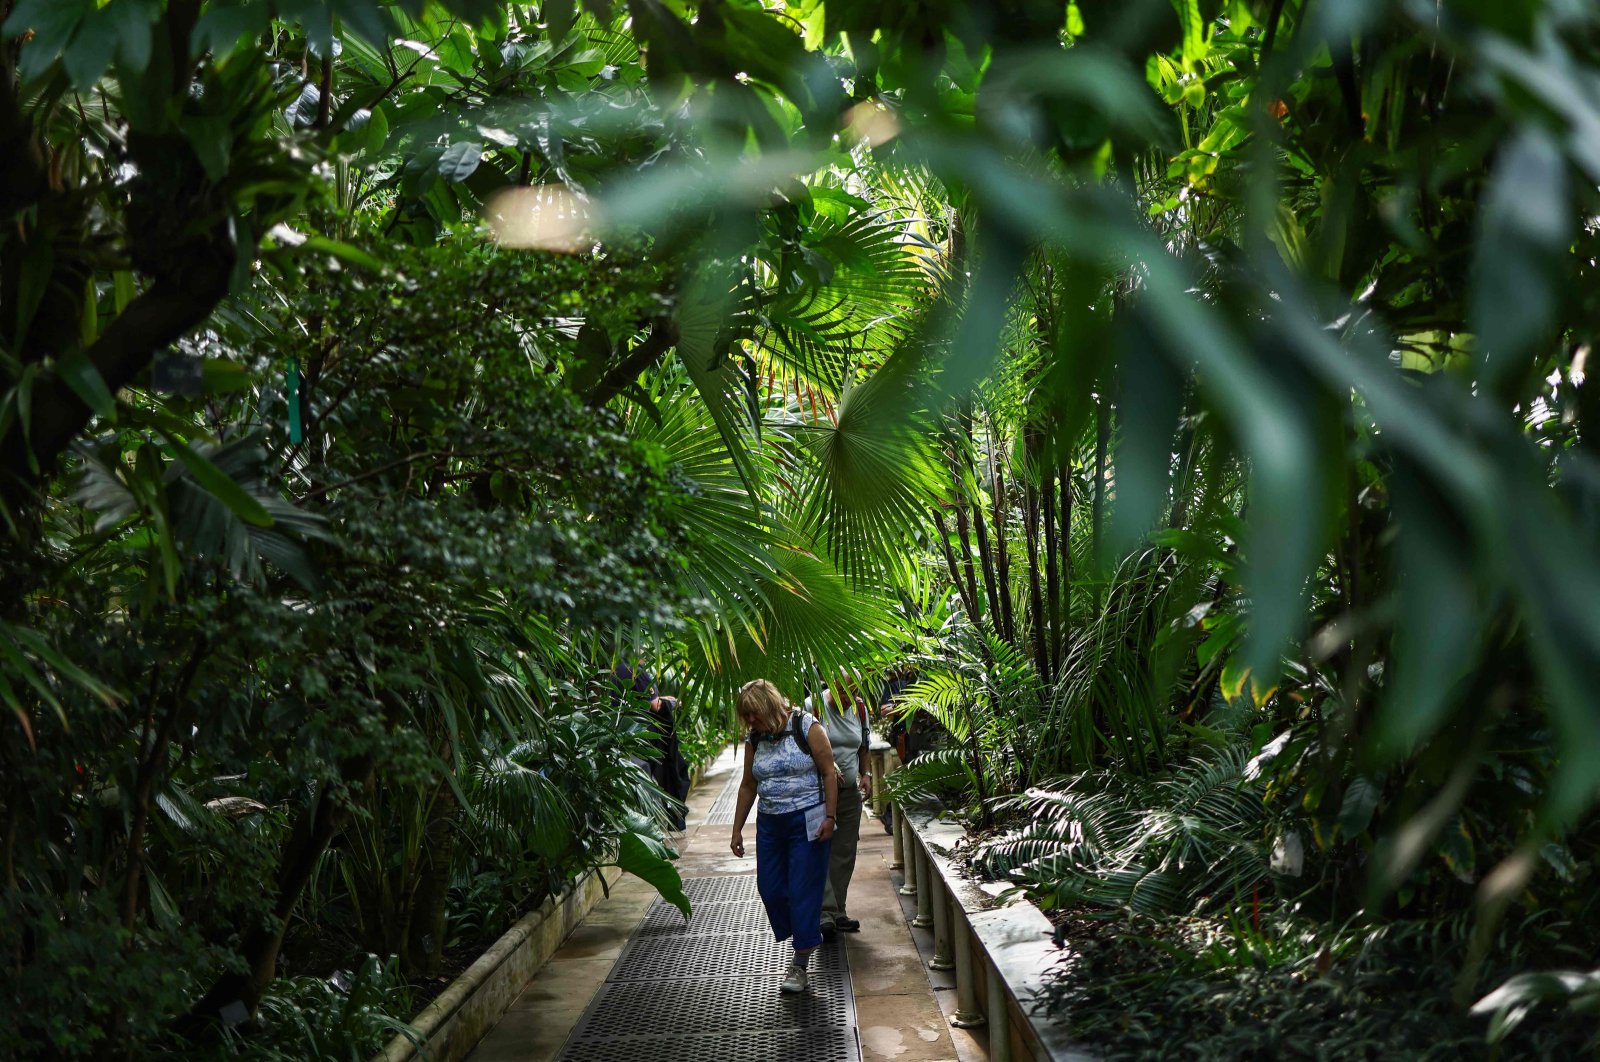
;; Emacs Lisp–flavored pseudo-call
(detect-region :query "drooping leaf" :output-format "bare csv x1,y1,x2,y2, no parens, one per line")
156,431,275,529
436,141,484,183
615,817,690,918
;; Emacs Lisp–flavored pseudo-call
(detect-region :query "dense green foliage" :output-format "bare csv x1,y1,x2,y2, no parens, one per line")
1042,907,1595,1059
0,238,702,1053
5,0,1600,1055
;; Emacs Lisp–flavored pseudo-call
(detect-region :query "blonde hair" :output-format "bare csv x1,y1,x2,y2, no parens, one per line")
737,679,790,734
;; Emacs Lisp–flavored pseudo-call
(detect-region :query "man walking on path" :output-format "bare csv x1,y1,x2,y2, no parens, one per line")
808,673,871,939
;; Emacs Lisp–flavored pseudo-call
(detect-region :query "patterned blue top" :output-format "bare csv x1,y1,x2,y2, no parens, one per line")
748,710,823,815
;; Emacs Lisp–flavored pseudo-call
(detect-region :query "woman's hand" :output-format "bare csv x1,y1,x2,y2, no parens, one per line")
730,831,745,857
817,817,836,842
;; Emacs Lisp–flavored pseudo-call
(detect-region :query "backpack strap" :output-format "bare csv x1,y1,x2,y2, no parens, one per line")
793,711,826,806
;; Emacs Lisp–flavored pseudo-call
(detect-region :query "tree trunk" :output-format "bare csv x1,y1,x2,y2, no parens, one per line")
948,478,987,632
990,449,1018,647
1,2,231,510
181,755,373,1035
586,316,680,407
407,781,459,976
1168,401,1199,529
964,713,993,829
1091,396,1110,610
1575,349,1600,533
954,417,1004,639
932,509,979,625
1023,473,1049,683
1042,464,1063,678
967,484,1003,640
1057,460,1073,654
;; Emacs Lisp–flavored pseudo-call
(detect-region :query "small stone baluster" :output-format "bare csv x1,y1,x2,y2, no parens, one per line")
928,866,955,971
897,813,917,897
950,903,986,1028
987,953,1012,1061
912,843,934,929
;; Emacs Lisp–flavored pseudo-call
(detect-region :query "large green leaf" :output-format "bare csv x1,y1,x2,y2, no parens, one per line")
615,816,689,918
796,343,943,579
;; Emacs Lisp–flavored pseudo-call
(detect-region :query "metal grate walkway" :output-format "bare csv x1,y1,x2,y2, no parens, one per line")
555,874,861,1060
704,770,742,825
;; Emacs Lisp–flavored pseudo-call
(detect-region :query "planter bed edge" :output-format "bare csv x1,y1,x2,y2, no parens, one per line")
373,756,713,1062
376,864,623,1062
901,803,1098,1062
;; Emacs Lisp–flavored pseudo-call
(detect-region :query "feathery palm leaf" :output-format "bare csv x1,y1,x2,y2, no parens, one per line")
883,748,976,805
977,747,1271,917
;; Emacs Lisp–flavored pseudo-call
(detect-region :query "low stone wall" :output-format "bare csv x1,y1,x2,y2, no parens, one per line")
376,865,623,1062
376,753,716,1062
895,803,1098,1062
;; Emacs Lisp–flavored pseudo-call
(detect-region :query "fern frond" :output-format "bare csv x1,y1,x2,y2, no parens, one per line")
884,748,974,804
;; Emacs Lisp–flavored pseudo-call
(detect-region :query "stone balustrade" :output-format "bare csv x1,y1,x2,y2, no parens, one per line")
886,793,1098,1062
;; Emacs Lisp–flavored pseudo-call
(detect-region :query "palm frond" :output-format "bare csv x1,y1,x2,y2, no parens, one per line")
467,740,575,860
628,378,780,637
686,541,907,712
884,748,975,804
976,748,1271,917
794,343,944,580
751,207,940,393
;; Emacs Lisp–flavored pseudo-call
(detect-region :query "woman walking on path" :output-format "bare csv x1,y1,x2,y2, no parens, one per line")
730,679,839,993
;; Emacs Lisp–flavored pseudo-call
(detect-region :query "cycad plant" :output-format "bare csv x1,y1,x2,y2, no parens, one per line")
976,745,1272,919
886,624,1039,822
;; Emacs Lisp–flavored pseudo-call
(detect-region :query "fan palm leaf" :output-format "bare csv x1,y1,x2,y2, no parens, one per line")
793,344,945,580
627,378,781,641
685,541,906,713
750,207,942,393
624,376,909,713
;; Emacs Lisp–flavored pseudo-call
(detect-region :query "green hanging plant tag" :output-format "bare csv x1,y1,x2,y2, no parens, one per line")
287,356,303,444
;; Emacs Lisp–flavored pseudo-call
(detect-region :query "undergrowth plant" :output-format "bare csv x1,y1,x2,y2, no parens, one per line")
975,746,1273,918
222,955,420,1062
1044,907,1600,1060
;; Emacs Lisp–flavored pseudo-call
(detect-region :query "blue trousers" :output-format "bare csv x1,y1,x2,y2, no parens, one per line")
755,806,833,951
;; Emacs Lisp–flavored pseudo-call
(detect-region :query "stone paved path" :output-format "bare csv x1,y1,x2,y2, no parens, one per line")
469,745,969,1062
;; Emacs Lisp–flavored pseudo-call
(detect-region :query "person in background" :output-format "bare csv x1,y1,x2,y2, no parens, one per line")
730,679,838,993
610,662,688,830
609,661,654,713
876,663,918,834
880,663,923,762
649,692,691,831
807,672,870,938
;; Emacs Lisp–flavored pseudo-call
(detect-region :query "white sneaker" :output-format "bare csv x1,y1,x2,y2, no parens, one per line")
780,965,808,993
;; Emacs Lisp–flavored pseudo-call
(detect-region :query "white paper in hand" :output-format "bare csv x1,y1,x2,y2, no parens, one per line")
804,802,827,841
